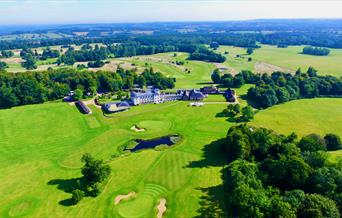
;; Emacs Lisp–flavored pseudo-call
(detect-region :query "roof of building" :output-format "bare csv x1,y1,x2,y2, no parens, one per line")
131,88,160,98
189,89,205,99
75,101,91,114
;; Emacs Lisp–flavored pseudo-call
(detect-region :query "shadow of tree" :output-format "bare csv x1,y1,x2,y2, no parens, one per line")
215,111,243,124
187,139,226,168
47,177,84,206
241,94,259,109
196,82,214,86
186,138,231,217
194,185,227,218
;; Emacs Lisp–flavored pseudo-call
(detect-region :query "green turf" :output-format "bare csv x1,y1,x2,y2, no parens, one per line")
0,100,229,218
251,98,342,162
120,52,216,88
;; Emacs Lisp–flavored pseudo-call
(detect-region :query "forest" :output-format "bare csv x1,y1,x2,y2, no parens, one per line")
212,68,342,108
225,124,342,217
0,67,175,108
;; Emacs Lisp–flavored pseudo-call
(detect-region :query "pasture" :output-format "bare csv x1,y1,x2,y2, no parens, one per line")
0,100,230,218
218,45,342,77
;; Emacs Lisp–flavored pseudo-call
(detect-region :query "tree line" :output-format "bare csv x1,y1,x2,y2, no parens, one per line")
0,67,175,109
224,124,342,217
212,68,342,108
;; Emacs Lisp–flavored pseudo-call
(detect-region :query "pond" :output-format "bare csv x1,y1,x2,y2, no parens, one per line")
126,135,180,152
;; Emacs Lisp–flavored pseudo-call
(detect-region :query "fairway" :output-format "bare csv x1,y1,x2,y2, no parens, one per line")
0,100,230,218
119,52,216,88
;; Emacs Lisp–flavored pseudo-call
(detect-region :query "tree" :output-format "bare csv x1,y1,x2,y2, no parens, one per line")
210,42,219,50
262,155,310,190
81,153,111,186
307,66,318,77
88,182,103,197
247,48,254,55
299,194,339,218
226,129,251,159
324,134,342,151
303,151,327,168
298,134,326,152
233,74,245,88
0,61,8,70
211,69,221,84
71,189,84,204
275,87,290,103
1,50,14,58
136,76,146,88
240,106,254,122
225,104,240,117
73,89,83,101
0,83,19,108
21,53,37,70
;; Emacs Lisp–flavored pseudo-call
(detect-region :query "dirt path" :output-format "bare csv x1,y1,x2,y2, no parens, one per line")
157,198,167,218
68,98,102,108
114,192,136,205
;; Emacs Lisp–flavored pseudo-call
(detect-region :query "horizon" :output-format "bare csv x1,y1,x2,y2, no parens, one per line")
1,0,342,25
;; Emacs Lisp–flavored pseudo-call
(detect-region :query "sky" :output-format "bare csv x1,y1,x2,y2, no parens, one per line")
0,0,342,25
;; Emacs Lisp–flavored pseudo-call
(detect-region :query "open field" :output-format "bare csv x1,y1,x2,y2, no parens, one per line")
251,98,342,161
119,52,215,88
218,45,342,77
4,44,342,79
0,100,230,218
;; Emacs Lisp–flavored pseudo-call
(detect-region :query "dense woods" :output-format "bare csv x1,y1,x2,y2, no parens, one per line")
225,125,342,217
213,68,342,108
302,46,330,56
0,67,175,109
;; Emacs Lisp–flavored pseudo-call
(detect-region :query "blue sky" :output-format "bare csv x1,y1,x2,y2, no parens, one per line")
0,0,341,24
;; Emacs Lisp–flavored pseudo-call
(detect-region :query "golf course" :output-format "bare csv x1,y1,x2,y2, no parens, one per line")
1,42,342,218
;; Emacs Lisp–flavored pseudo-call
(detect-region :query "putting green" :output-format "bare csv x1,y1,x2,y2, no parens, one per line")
117,195,154,218
137,120,171,132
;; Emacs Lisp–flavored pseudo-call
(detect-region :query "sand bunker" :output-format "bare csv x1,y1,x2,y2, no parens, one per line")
157,198,167,218
131,125,146,132
115,192,136,205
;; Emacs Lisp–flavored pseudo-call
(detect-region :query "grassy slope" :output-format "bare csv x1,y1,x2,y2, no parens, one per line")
218,45,342,77
0,100,230,218
251,98,342,161
120,52,215,89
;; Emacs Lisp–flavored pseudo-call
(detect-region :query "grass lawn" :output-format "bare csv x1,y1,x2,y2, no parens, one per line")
0,100,231,218
251,98,342,162
218,45,342,77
